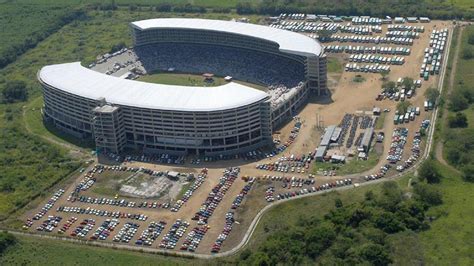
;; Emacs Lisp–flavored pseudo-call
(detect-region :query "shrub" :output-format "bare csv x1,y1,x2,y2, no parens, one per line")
448,112,468,128
413,184,443,206
461,164,474,182
462,47,474,60
448,91,469,111
2,80,28,103
418,160,441,184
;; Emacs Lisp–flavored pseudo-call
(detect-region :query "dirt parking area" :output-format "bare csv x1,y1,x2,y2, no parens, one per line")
21,20,452,255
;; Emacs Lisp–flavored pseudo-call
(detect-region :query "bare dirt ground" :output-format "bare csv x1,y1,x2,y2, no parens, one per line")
21,20,453,255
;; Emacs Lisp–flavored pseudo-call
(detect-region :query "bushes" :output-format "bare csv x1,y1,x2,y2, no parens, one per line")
462,47,474,60
413,184,443,206
461,164,474,182
448,112,468,128
0,232,16,254
397,101,411,114
424,87,440,104
1,80,28,103
418,160,441,184
240,182,431,265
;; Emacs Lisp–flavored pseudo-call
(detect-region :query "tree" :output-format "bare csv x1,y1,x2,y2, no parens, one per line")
2,80,28,103
468,32,474,45
448,91,469,111
317,29,333,41
379,70,390,81
357,243,392,265
396,101,411,114
448,112,468,128
335,198,343,208
402,77,414,91
461,164,474,182
462,48,474,60
382,81,397,93
418,159,441,184
424,87,440,103
0,231,16,254
413,183,443,206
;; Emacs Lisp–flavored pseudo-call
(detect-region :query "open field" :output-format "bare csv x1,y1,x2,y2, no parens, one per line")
138,73,228,87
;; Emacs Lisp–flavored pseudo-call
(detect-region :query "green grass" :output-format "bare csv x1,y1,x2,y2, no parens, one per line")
419,161,474,265
375,112,387,130
327,57,343,73
0,235,196,266
138,72,228,87
312,149,380,175
23,97,95,150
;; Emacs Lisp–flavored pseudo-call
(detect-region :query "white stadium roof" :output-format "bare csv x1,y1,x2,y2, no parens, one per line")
39,62,269,112
130,18,322,57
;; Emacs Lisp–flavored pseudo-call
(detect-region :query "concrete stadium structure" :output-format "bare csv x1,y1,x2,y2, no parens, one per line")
39,18,326,156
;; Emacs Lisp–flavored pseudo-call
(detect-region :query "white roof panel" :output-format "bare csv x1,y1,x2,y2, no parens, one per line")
130,18,322,57
39,62,269,112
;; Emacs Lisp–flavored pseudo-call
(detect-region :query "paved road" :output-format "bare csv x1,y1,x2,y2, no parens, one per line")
8,25,455,261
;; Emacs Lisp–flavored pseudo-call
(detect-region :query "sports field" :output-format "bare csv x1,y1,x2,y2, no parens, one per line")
137,72,268,91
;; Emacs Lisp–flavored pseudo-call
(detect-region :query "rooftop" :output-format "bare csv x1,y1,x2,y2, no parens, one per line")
39,62,269,112
130,18,323,57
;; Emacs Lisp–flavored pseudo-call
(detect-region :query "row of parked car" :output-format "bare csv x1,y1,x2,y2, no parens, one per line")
91,218,119,241
345,63,391,73
171,169,208,212
192,168,239,225
71,219,95,238
325,45,411,55
326,35,414,45
135,221,166,246
348,54,405,65
180,225,209,252
36,215,62,232
256,151,315,173
56,206,149,221
113,222,140,243
58,217,78,234
274,179,353,201
68,195,169,210
29,188,65,222
387,127,408,163
159,219,189,249
211,211,235,253
232,179,254,209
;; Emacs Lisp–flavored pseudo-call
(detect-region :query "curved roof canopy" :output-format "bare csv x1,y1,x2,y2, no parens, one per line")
130,18,323,57
39,62,269,112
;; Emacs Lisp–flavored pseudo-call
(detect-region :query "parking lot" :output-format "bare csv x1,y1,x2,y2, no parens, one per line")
21,15,452,255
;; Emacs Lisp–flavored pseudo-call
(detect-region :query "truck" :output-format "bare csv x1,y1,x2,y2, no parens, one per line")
424,101,429,111
394,115,399,125
415,107,420,115
404,113,410,123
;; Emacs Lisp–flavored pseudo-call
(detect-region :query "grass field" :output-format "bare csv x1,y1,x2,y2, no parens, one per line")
0,235,196,266
419,161,474,264
138,73,228,87
312,148,380,175
327,57,343,73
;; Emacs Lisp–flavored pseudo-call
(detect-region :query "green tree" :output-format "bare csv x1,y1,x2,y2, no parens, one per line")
357,243,392,265
418,159,441,184
461,164,474,182
424,87,439,103
413,183,443,206
448,91,469,111
382,81,397,93
2,80,28,103
402,77,414,91
468,32,474,45
396,101,411,114
448,112,468,128
0,231,16,254
462,48,473,60
379,70,390,81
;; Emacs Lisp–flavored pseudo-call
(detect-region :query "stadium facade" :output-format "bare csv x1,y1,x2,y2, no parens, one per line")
39,18,326,156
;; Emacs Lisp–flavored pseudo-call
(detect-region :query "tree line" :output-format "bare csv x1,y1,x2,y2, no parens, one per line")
236,179,442,265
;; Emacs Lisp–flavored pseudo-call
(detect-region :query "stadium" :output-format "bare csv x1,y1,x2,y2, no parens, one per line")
38,18,327,156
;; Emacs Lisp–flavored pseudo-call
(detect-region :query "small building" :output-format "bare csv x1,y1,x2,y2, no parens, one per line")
331,155,346,163
224,76,233,81
315,146,327,162
360,127,374,153
167,171,180,180
372,107,381,115
320,125,336,146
